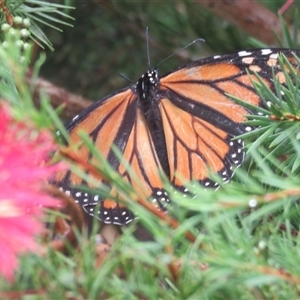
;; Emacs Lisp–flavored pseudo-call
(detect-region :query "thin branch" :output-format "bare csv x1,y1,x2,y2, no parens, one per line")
27,71,93,119
197,0,298,45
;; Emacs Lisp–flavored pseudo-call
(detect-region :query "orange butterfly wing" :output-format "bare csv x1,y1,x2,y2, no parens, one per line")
158,49,297,186
54,49,300,225
55,88,168,224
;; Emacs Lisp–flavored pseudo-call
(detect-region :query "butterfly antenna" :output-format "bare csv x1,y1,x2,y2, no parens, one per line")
146,27,151,69
119,73,135,83
156,38,205,68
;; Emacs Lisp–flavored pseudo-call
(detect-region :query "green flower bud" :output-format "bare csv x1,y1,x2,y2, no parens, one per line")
14,16,23,25
8,28,16,36
1,23,10,32
2,41,8,48
23,42,31,51
23,18,31,28
20,28,30,38
15,40,24,48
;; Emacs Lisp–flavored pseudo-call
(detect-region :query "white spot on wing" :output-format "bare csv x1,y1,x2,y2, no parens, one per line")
261,49,272,55
270,53,278,59
238,51,252,57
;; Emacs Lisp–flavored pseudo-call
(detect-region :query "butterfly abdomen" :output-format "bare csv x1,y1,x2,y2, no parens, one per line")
137,69,170,177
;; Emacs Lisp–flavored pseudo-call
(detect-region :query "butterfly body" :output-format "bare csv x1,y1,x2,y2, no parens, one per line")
55,48,300,225
137,69,170,177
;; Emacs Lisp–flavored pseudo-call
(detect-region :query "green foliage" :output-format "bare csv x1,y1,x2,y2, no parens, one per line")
40,1,300,100
40,1,255,100
0,2,300,300
0,0,74,50
0,0,73,129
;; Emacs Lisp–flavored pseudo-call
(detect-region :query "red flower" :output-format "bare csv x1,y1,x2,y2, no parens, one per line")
0,104,63,282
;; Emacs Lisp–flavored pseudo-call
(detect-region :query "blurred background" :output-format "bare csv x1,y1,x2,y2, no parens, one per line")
37,0,299,106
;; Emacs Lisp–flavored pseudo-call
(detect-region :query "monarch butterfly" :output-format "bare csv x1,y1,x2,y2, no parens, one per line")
54,48,300,225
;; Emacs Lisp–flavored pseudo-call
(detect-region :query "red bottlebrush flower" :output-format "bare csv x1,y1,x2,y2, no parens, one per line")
0,104,63,282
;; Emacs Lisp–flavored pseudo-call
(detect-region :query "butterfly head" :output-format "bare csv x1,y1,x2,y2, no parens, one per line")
136,69,159,101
